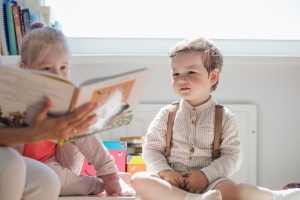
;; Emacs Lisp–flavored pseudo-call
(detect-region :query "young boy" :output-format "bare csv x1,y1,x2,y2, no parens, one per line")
130,38,300,200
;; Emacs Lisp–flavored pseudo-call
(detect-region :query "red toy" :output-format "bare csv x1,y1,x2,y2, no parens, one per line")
283,182,300,190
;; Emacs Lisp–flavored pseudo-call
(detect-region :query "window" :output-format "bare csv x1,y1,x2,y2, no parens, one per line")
45,0,300,55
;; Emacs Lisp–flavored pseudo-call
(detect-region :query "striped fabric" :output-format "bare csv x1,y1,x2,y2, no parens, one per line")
143,96,242,184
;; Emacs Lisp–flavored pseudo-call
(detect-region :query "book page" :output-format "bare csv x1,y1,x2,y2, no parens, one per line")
75,67,152,135
0,65,75,127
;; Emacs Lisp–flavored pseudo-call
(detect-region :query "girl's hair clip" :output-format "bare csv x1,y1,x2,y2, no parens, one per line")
29,22,44,31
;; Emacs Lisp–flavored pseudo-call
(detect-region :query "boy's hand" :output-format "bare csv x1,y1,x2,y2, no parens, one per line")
159,170,185,189
184,171,208,193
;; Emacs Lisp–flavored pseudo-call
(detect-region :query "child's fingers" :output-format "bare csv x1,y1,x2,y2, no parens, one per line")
179,178,185,189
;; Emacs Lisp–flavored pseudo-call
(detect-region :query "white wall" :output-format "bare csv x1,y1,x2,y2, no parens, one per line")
70,55,300,190
216,56,300,190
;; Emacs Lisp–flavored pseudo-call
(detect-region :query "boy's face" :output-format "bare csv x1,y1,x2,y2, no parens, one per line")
170,51,219,107
21,52,70,80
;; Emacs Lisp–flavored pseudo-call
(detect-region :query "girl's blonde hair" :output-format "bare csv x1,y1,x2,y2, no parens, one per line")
168,37,223,91
20,23,70,68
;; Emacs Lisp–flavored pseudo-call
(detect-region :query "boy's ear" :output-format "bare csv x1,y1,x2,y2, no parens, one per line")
210,68,220,85
19,62,27,69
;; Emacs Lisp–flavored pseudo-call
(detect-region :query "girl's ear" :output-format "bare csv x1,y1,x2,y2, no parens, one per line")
19,62,27,69
210,68,220,85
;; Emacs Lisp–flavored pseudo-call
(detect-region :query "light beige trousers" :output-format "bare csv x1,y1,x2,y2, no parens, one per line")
0,147,60,200
171,162,228,193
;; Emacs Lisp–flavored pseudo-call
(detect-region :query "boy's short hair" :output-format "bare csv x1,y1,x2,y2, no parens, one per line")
168,37,223,91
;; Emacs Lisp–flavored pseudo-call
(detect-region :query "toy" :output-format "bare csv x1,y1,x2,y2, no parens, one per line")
80,141,127,176
283,182,300,190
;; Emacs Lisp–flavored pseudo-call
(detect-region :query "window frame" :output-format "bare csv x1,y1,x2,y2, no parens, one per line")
68,37,300,56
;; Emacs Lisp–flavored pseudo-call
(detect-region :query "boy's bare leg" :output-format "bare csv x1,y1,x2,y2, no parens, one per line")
214,180,271,200
131,172,221,200
215,180,300,200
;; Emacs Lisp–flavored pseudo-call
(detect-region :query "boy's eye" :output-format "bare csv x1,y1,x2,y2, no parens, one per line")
188,71,195,74
173,73,179,76
61,66,68,71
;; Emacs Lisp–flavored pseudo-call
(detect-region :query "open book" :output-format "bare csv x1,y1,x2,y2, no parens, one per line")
0,64,152,144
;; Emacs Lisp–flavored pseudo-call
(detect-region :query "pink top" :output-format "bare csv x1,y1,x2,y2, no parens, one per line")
23,141,56,162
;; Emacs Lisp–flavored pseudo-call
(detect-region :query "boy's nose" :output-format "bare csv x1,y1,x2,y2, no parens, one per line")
179,76,188,83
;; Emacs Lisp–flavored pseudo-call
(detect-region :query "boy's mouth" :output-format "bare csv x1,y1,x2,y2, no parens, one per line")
180,87,190,91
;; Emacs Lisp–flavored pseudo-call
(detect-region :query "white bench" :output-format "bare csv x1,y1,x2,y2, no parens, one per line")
58,196,136,200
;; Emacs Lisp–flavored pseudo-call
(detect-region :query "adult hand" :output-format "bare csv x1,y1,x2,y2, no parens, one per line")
158,170,185,189
27,97,98,142
184,171,208,193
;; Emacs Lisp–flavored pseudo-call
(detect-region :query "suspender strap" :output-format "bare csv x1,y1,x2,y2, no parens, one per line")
166,102,179,162
212,104,224,161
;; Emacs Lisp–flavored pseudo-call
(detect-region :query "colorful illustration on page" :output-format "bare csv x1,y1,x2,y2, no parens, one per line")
89,80,135,133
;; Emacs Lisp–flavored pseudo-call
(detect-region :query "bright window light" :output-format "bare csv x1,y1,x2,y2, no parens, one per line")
46,0,300,40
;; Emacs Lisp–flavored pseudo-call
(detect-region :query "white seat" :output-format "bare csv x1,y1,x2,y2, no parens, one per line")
58,196,136,200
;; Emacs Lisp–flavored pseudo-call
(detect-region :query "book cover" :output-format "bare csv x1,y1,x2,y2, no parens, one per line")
0,0,9,55
126,143,143,148
20,7,30,35
0,64,152,144
12,5,22,54
5,1,18,55
125,140,144,145
39,6,54,27
120,136,144,149
28,7,39,24
120,136,145,141
21,0,43,15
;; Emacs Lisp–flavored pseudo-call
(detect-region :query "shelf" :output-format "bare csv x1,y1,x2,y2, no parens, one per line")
2,55,300,67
